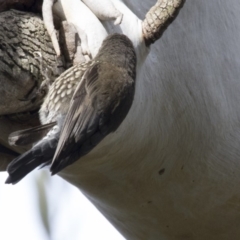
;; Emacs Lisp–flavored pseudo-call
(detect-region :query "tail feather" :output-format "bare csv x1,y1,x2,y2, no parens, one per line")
6,151,46,184
8,122,56,146
6,125,60,184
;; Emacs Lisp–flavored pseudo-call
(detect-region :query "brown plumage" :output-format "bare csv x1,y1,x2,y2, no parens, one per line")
6,33,137,183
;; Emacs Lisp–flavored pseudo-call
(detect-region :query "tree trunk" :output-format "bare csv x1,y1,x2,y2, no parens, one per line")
0,0,42,13
0,9,65,170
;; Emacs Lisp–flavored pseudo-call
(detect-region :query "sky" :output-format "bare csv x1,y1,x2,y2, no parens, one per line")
0,170,125,240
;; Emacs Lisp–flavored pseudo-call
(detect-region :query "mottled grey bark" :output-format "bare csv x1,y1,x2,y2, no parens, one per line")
0,10,65,170
0,10,65,115
142,0,185,46
0,0,42,13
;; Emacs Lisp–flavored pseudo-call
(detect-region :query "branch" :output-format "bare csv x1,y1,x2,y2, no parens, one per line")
142,0,185,46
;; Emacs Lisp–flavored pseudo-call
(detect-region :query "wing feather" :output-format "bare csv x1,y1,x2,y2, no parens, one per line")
50,62,135,174
8,122,56,146
51,63,100,171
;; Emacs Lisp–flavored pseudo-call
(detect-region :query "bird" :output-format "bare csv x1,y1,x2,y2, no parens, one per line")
6,33,137,184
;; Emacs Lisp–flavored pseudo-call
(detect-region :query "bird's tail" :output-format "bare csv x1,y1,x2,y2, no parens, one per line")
6,124,60,184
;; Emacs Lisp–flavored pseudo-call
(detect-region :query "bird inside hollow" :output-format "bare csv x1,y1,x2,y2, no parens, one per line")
6,33,137,184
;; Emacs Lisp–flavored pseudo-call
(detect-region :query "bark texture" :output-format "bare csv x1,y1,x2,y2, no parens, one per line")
0,10,65,170
0,0,42,13
142,0,185,46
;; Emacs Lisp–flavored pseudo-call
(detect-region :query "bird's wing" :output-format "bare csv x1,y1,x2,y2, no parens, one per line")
50,62,134,174
8,122,56,146
50,62,100,174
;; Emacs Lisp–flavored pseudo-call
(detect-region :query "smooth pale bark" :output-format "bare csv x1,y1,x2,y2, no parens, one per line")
60,1,240,239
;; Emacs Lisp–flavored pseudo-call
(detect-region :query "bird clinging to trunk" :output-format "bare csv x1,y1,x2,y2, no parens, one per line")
6,33,137,184
5,0,186,184
3,1,240,240
5,0,186,183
